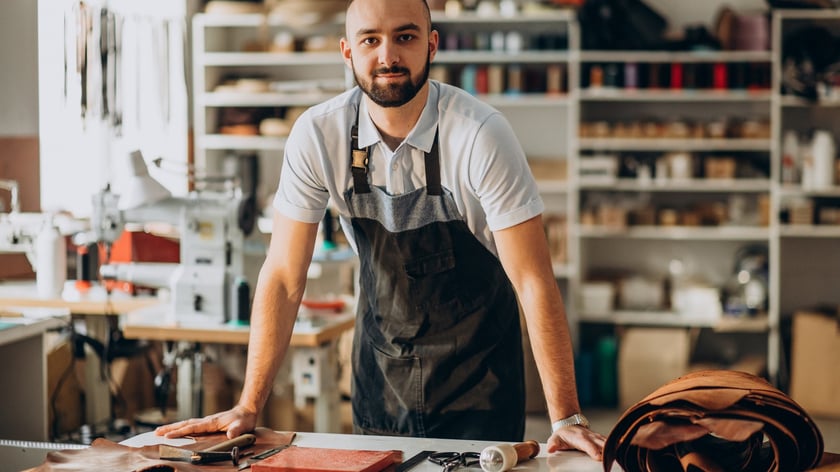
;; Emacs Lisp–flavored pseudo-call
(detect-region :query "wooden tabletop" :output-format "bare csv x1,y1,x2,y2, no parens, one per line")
121,304,355,347
0,281,160,315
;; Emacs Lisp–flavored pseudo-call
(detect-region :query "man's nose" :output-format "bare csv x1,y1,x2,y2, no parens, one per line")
378,41,399,66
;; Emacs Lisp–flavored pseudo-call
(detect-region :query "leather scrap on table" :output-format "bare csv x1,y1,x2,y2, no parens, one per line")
24,427,295,472
602,369,831,472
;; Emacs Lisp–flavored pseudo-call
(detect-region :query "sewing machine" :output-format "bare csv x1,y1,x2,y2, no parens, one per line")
0,179,38,264
91,151,256,326
0,212,45,268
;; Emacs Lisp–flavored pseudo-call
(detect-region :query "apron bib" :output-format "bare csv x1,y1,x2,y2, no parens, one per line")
344,112,525,441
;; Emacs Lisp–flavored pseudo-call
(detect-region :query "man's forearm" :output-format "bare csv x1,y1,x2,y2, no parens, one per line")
521,282,582,422
237,273,302,415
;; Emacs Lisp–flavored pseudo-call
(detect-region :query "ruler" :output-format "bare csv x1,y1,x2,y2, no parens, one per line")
0,439,87,450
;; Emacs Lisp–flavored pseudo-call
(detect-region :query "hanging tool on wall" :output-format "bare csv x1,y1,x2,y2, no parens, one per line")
112,12,123,135
100,7,114,121
74,1,91,123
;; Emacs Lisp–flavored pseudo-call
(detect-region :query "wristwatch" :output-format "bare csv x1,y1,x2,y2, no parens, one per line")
551,413,590,432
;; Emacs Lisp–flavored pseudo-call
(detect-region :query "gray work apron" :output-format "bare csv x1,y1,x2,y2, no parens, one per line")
344,111,525,441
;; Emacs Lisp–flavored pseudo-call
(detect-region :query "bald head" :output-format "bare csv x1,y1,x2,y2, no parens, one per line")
345,0,433,36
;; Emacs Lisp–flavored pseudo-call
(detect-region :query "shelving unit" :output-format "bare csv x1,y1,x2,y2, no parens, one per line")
572,22,779,398
429,10,579,282
192,13,346,209
189,8,840,397
771,10,840,328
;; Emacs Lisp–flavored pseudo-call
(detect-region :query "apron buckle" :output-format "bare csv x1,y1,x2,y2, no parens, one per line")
352,149,369,172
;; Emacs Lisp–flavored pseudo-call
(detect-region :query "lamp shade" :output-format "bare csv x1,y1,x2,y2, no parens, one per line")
118,151,172,210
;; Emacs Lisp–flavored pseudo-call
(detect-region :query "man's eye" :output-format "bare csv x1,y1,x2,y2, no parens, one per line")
361,37,378,46
398,34,415,42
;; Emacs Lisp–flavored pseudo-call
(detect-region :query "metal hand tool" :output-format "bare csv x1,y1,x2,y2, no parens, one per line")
237,445,289,470
395,450,434,472
159,433,256,465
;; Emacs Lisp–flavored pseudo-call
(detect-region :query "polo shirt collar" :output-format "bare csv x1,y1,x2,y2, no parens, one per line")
355,81,439,153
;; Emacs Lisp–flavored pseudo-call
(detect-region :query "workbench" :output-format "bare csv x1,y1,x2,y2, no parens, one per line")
118,430,609,471
121,304,355,433
0,311,69,442
0,281,161,430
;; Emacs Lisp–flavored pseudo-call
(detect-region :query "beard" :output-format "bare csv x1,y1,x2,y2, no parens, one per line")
353,55,430,108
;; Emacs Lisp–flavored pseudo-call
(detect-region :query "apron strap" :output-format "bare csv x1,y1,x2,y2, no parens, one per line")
350,122,372,194
350,103,441,196
425,129,442,196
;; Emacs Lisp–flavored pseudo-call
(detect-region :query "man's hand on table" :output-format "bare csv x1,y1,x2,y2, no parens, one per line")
547,425,606,462
155,405,258,439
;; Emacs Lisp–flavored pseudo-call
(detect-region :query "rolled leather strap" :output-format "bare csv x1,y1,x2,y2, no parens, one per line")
603,370,824,472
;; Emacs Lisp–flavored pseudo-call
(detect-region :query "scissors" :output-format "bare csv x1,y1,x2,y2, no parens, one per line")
428,451,480,471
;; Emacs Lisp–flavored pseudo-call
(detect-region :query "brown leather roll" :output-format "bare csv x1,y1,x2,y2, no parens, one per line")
26,427,295,472
603,370,824,472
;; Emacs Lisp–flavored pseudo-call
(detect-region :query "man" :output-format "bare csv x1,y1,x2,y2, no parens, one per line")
157,0,604,459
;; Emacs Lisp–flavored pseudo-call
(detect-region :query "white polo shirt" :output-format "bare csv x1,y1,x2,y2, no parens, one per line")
273,80,544,256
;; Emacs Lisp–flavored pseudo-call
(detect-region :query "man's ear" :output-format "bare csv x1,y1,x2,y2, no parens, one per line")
339,38,353,67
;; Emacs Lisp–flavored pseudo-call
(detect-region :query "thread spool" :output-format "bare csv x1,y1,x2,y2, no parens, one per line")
479,440,540,472
624,62,638,89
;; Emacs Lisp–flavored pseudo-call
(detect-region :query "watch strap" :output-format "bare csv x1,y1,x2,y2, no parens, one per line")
551,413,590,432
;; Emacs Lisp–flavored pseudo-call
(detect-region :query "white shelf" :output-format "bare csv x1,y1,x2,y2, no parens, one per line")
578,178,770,193
431,10,576,24
578,225,770,241
536,180,570,194
200,52,343,66
195,13,345,27
775,9,840,20
779,225,840,238
552,263,575,278
778,185,840,198
579,50,772,63
200,91,340,107
479,94,571,108
198,134,287,151
579,311,769,331
578,138,772,151
779,95,840,108
579,89,772,102
435,51,571,64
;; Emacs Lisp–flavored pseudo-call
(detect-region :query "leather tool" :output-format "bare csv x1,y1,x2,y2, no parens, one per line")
159,433,256,465
237,445,289,470
395,450,434,472
603,370,824,472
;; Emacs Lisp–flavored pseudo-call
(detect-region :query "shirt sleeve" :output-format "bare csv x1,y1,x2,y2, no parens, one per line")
469,112,544,231
272,113,331,224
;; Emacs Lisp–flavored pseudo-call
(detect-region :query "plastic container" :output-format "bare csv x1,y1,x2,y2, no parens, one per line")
36,222,66,299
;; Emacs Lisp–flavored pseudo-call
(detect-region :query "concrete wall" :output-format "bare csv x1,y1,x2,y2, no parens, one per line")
0,0,38,136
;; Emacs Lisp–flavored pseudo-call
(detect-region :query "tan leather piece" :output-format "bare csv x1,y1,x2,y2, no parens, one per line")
603,370,825,472
25,428,295,472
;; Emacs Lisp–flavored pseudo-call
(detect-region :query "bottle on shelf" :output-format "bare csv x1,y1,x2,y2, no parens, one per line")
781,129,800,185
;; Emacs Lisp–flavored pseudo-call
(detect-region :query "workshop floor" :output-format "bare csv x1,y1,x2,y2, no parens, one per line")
525,409,840,453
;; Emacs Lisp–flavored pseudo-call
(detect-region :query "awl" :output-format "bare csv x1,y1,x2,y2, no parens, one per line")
160,433,256,465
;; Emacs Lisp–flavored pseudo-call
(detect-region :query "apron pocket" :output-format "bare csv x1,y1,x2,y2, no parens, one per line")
353,339,425,436
404,250,456,277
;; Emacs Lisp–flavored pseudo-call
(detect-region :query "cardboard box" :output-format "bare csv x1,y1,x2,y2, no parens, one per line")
618,327,690,409
790,310,840,418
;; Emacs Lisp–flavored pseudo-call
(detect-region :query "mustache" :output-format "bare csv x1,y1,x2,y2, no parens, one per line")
373,66,410,75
